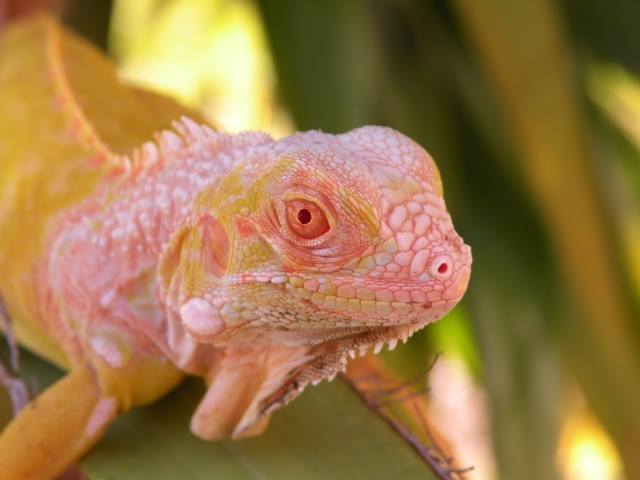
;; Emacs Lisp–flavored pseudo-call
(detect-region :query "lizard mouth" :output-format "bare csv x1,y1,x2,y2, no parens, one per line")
235,262,471,326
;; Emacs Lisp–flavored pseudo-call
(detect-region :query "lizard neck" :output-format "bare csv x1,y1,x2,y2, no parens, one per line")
94,153,219,263
40,141,224,361
84,124,273,264
42,124,274,368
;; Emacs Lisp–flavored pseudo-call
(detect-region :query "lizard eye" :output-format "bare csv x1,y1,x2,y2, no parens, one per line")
285,198,330,239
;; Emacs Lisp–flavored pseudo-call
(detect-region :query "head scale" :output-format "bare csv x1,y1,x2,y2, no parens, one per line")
167,125,471,344
159,121,471,439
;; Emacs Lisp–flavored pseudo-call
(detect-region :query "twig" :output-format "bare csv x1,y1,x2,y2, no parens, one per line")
345,354,473,480
0,297,30,414
370,387,430,407
0,298,20,374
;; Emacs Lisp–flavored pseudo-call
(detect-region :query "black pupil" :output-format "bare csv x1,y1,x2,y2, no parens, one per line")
298,209,312,224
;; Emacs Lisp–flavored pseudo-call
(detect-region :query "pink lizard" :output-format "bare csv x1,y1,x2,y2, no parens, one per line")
0,16,471,479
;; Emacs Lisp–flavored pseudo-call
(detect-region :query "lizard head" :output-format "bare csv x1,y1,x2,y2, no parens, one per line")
159,121,471,439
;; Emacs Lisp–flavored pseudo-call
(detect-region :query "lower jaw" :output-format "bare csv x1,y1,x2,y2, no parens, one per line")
288,317,441,367
289,284,448,319
341,320,434,358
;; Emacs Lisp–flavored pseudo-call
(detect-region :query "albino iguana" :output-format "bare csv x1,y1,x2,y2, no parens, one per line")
0,16,471,479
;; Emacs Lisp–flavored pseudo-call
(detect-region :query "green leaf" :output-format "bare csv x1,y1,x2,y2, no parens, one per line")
561,0,640,73
256,2,567,479
256,0,372,132
452,0,640,477
0,347,436,479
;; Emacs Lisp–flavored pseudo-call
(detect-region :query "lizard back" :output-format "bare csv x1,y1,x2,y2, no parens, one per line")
0,16,202,366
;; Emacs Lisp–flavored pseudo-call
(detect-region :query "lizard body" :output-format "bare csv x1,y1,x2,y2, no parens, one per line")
0,16,471,479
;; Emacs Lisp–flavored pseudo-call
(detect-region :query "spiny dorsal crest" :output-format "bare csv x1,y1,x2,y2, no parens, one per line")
110,117,273,179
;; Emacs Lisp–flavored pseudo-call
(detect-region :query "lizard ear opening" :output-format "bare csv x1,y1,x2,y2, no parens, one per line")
158,214,229,310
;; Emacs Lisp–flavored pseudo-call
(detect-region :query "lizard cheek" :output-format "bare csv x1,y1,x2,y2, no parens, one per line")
180,297,226,338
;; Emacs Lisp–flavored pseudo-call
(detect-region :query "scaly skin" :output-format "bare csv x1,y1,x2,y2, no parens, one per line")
0,17,471,480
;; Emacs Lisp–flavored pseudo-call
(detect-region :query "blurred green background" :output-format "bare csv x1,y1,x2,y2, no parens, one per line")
4,0,640,478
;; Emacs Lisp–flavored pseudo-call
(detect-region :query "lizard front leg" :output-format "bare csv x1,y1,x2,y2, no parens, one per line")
188,344,299,440
0,321,184,480
0,364,117,480
188,342,345,441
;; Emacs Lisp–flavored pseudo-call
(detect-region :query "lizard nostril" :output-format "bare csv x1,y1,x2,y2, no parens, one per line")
430,255,453,280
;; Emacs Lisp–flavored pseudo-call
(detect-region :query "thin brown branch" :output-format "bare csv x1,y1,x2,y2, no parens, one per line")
0,297,30,414
0,298,20,373
369,387,430,407
344,353,473,480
